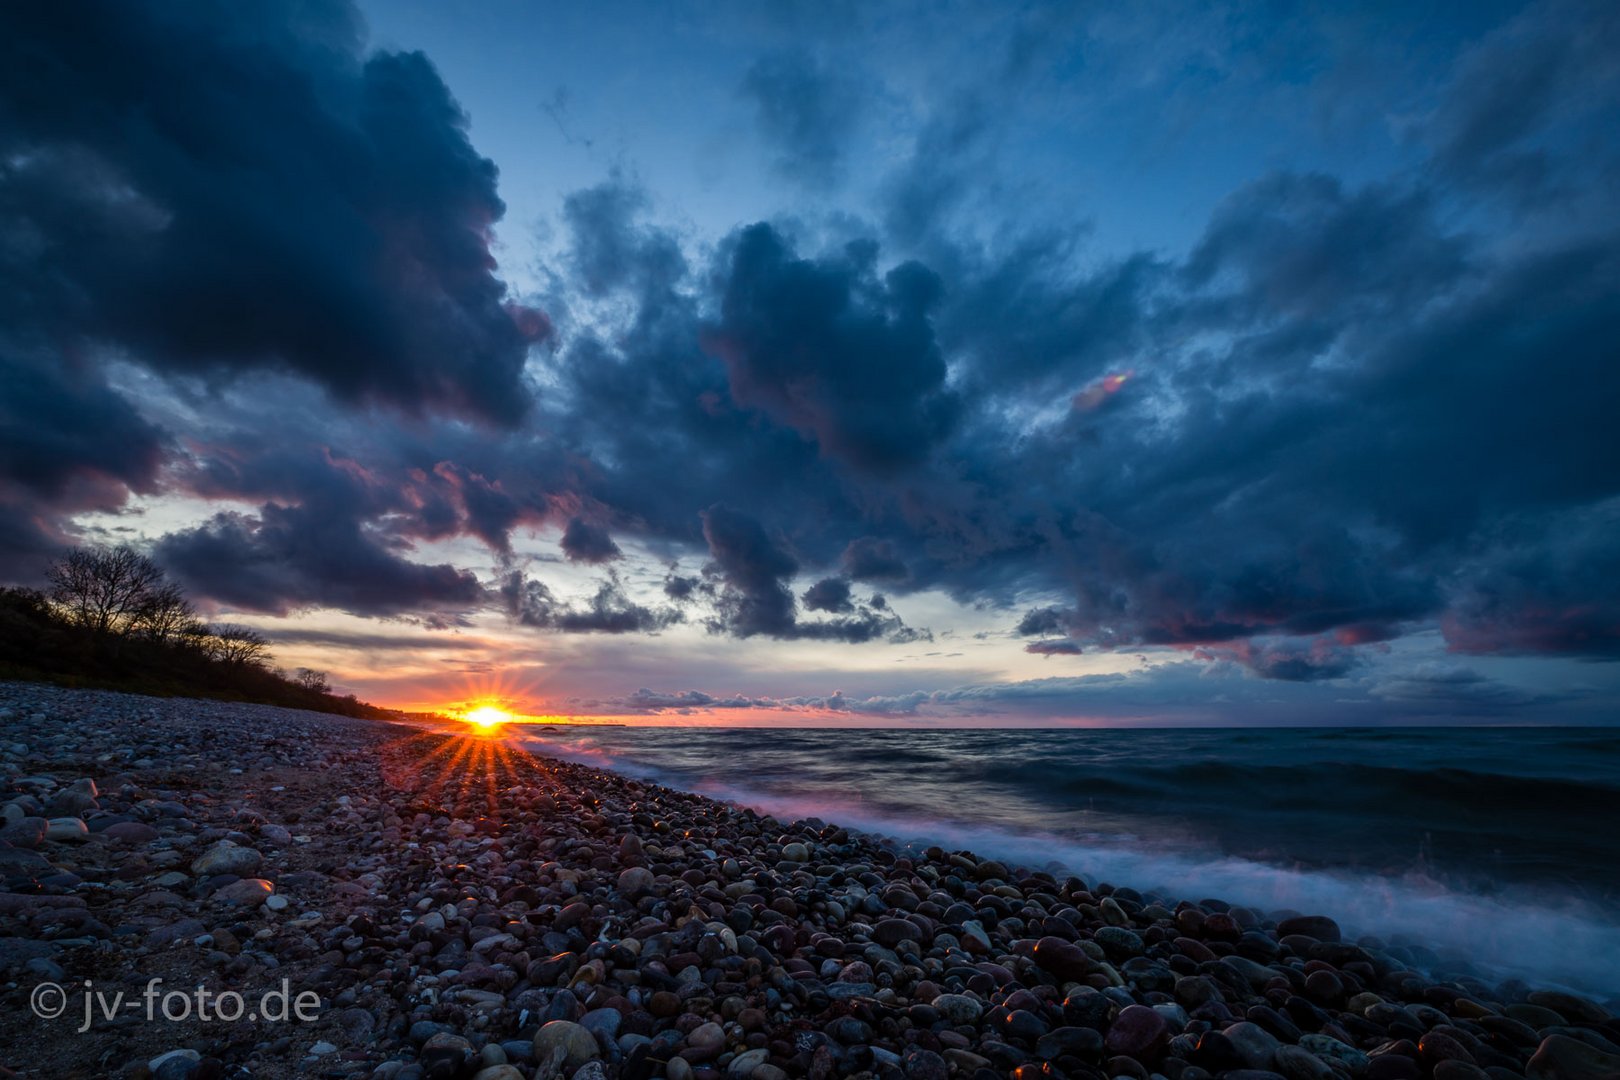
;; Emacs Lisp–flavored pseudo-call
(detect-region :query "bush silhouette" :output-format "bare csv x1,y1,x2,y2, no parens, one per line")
1,546,391,720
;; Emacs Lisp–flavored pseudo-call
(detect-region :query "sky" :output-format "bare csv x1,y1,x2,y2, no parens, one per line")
1,0,1617,725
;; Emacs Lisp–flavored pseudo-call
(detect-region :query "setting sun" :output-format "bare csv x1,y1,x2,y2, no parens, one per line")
461,704,514,731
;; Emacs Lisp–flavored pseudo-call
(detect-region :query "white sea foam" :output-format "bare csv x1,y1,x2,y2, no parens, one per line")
517,730,1620,997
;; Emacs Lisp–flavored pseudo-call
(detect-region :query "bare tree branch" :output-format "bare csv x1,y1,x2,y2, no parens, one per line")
46,546,168,636
206,623,271,667
293,667,330,694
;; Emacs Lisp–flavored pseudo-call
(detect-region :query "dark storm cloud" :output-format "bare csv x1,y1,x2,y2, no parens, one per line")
924,158,1617,664
663,574,708,602
0,340,166,571
559,516,622,563
0,0,545,426
700,505,802,637
1015,607,1071,637
841,537,909,583
0,0,551,579
707,224,958,470
181,438,390,517
0,350,168,505
803,577,854,614
175,427,544,563
417,462,536,554
545,180,845,543
701,506,926,643
531,142,1618,663
120,387,580,626
155,506,483,617
0,503,66,582
938,237,1165,404
3,0,1616,681
1196,638,1361,682
740,51,858,188
1025,640,1083,658
498,571,680,634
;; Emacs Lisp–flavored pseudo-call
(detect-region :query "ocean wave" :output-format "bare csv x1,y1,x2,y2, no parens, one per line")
515,728,1620,995
961,757,1620,807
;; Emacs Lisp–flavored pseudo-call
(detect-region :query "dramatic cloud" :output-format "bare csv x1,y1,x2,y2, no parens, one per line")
1016,607,1072,638
701,506,926,643
1,0,1617,719
425,463,536,554
559,516,622,563
802,577,854,613
841,538,909,583
1195,637,1362,683
930,161,1616,665
663,574,708,602
1025,640,1084,658
0,1,545,425
156,506,483,617
700,505,800,637
0,351,168,506
706,224,958,470
499,571,680,634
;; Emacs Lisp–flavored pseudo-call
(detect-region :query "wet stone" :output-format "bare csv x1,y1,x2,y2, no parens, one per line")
1106,1004,1170,1062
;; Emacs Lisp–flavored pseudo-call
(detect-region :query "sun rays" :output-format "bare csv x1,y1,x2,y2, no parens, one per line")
381,726,560,824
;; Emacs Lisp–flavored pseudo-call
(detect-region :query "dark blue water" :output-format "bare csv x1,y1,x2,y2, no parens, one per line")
513,725,1620,994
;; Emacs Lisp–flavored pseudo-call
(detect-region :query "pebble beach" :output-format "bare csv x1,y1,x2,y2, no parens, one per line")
1,684,1616,1080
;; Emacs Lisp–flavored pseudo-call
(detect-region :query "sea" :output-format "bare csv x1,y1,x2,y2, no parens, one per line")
512,724,1620,996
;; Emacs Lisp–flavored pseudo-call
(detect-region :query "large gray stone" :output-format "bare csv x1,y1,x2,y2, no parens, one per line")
1223,1022,1282,1070
534,1021,600,1071
1527,1034,1620,1080
191,840,263,877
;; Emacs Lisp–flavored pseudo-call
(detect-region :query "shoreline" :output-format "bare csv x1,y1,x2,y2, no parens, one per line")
507,728,1620,1001
0,685,1615,1080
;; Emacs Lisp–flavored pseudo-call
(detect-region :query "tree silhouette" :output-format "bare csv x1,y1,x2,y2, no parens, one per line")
207,623,270,667
13,545,387,719
294,667,331,693
46,546,166,636
133,582,201,644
